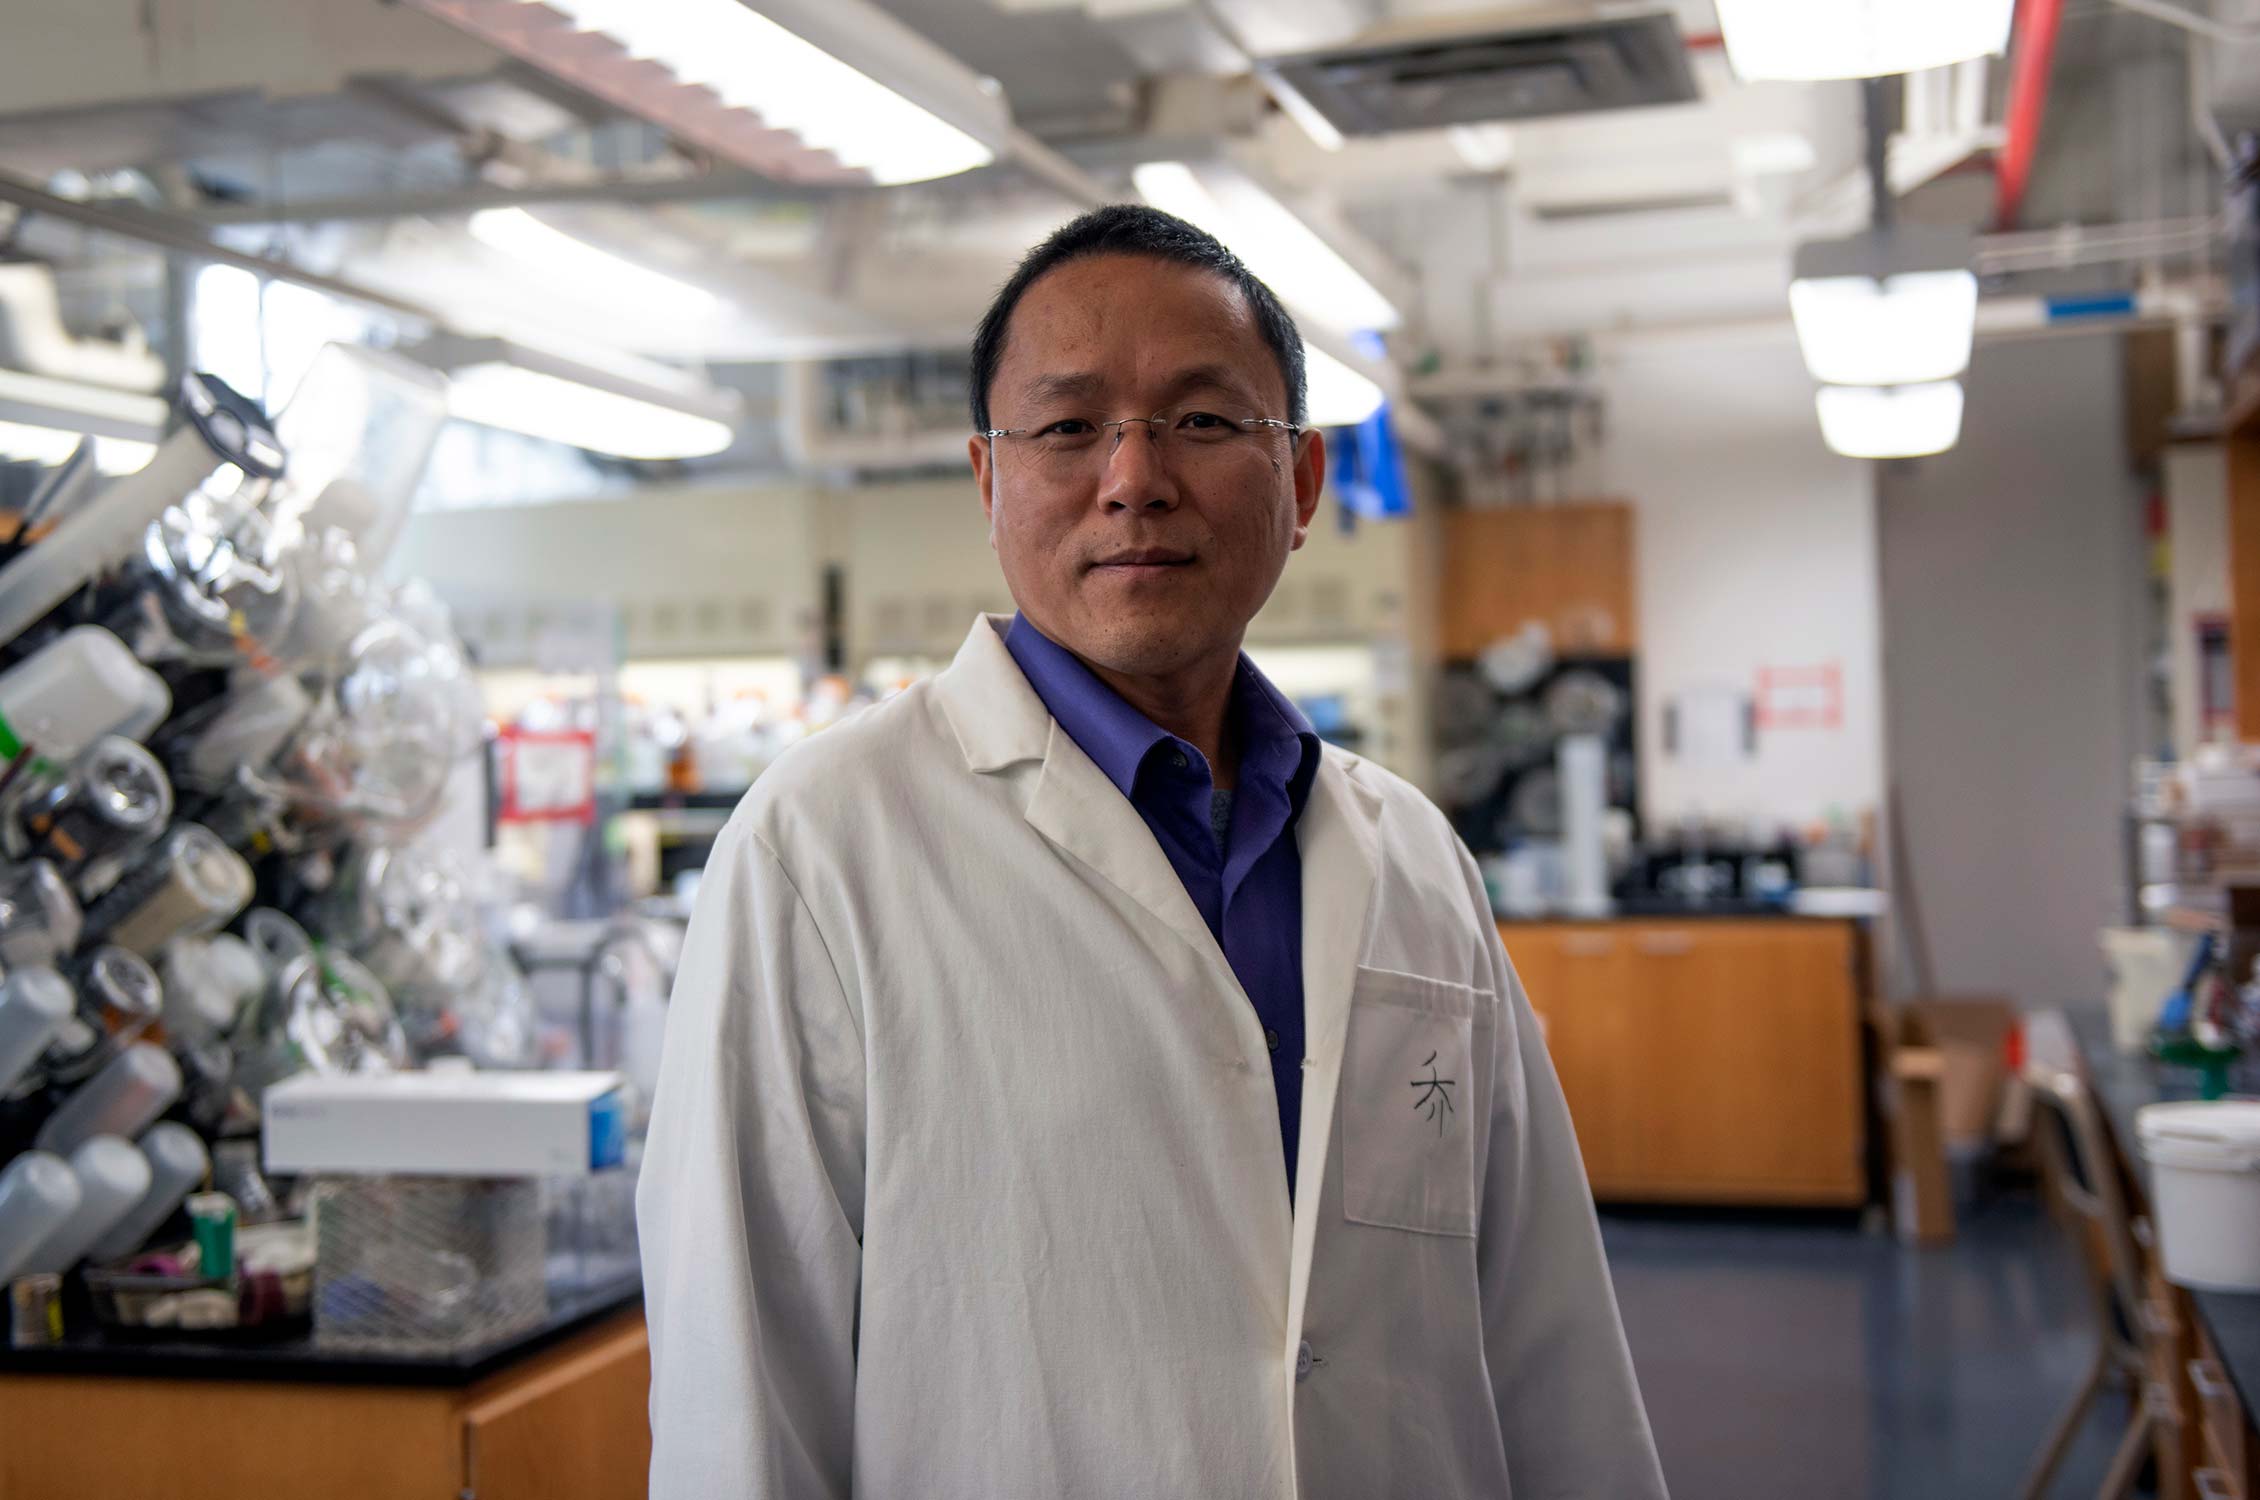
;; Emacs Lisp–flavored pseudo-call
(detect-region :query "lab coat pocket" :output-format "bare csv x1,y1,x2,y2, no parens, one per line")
1340,967,1481,1238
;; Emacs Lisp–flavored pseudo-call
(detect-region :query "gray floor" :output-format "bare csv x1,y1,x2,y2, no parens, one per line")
1602,1198,2131,1500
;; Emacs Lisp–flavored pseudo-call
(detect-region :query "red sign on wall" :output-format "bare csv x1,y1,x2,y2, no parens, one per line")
497,729,597,824
1755,663,1843,731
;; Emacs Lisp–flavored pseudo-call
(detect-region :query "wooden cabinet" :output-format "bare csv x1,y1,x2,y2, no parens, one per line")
1506,918,1865,1206
0,1309,651,1500
2229,370,2260,742
1441,501,1637,658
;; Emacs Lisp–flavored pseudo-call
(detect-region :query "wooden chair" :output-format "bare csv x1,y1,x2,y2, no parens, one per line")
2019,1061,2160,1500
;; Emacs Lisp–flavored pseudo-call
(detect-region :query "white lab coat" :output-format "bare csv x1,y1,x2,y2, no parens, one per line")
638,617,1666,1499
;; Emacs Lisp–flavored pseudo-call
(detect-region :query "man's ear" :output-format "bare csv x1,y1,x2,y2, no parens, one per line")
1288,428,1327,550
970,434,997,543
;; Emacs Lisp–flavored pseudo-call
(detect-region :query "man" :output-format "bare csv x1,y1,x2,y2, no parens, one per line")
638,204,1666,1499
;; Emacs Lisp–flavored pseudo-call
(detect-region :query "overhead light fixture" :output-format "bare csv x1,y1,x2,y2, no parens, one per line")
1132,162,1402,336
1815,381,1964,459
1714,0,2016,82
1790,227,1978,387
1304,346,1387,429
469,209,721,319
413,0,1006,186
411,336,740,461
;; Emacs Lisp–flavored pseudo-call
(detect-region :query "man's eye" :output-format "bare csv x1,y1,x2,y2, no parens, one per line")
1040,419,1096,437
1179,411,1229,429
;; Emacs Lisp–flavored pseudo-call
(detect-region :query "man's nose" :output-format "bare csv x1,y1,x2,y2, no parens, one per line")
1096,420,1180,514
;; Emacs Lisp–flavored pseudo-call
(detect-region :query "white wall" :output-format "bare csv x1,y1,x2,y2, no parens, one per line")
1877,330,2148,1011
1594,328,1886,833
389,481,827,666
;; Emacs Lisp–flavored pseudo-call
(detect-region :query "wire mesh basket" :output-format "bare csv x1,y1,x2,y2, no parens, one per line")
308,1175,547,1355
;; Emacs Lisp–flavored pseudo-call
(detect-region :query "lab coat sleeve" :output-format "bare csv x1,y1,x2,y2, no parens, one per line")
1463,852,1668,1498
637,817,867,1499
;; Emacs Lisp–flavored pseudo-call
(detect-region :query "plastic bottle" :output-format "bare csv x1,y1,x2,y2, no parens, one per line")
89,1124,210,1261
0,625,170,763
21,1136,149,1274
0,965,74,1096
0,1151,81,1282
35,1043,182,1156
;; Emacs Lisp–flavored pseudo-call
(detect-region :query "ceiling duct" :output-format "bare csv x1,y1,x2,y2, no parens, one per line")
1261,7,1698,138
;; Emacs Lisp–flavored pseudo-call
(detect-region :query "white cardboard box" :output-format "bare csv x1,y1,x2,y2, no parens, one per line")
262,1069,629,1178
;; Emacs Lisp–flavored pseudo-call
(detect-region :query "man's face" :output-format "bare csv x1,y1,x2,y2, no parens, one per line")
970,254,1326,681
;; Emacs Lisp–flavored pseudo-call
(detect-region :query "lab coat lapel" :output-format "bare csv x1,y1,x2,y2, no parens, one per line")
1021,719,1222,965
1286,754,1382,1359
933,615,1226,968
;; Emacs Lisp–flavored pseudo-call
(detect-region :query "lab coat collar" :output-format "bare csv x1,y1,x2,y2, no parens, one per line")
934,615,1054,772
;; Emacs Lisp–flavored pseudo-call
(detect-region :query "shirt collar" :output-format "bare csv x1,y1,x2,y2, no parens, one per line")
1003,612,1320,810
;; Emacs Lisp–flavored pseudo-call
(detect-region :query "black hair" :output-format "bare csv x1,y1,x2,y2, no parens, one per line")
968,202,1308,434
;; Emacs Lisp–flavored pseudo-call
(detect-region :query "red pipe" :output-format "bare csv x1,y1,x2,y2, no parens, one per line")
1995,0,2067,229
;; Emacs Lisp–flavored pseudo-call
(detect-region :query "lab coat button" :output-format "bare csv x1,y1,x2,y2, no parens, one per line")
1296,1341,1314,1382
1172,751,1188,768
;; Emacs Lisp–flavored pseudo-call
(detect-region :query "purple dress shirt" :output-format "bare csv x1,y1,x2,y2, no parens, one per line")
1005,613,1321,1197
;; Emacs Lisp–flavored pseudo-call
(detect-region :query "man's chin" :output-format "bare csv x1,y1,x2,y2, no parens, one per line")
1061,614,1236,681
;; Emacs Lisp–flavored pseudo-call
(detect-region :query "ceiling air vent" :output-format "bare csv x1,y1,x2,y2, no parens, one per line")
1264,8,1698,137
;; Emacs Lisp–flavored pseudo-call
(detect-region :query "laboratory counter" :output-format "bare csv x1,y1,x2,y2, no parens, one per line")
0,1266,641,1386
2071,1009,2260,1435
0,1269,652,1499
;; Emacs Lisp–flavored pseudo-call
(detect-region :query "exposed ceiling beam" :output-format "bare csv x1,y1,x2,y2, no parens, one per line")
0,170,443,323
190,167,842,225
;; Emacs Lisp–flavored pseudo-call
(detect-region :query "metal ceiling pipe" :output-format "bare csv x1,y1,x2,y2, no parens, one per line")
1995,0,2069,229
0,172,441,324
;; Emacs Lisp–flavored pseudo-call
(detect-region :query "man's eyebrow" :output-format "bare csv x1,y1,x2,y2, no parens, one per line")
1017,371,1107,406
1158,364,1252,400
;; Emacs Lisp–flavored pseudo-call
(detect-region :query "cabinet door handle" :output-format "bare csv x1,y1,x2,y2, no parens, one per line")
2190,1358,2235,1402
1636,932,1697,957
1561,934,1617,958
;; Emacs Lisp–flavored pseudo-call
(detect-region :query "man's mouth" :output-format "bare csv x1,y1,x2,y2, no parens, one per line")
1089,548,1195,572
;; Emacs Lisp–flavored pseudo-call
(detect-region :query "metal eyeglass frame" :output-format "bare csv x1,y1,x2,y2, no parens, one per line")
980,409,1301,444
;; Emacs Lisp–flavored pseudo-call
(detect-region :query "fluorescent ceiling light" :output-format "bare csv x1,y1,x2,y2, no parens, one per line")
469,209,721,318
447,367,734,461
1815,381,1964,459
413,336,740,461
1790,227,1978,386
1792,271,1978,386
1133,161,1401,335
530,0,994,185
0,420,156,474
1715,0,2015,81
1304,346,1387,429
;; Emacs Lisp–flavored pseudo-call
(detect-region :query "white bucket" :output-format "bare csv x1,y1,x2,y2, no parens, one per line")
2139,1101,2260,1291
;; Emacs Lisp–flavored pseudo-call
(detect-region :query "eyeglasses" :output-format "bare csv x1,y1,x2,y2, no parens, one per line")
981,403,1299,477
